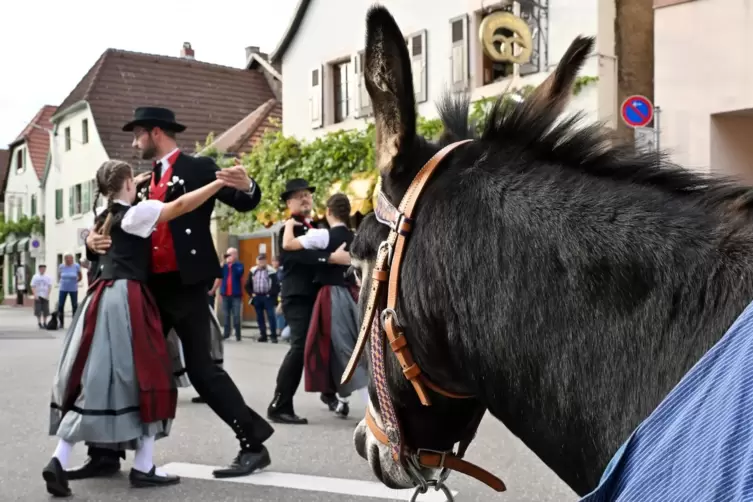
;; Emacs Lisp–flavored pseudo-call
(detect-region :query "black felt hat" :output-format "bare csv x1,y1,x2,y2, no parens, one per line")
122,106,186,133
281,178,316,201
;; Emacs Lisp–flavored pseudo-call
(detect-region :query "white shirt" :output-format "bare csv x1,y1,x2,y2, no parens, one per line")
119,199,165,238
156,148,180,176
31,273,53,299
297,223,346,250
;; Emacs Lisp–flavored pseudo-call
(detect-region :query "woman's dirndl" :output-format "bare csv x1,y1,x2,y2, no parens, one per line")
49,278,176,450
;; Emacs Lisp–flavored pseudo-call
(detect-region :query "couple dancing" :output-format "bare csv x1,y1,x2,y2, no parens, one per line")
43,107,274,497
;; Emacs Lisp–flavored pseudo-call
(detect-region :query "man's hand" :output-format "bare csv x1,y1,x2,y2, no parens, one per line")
86,230,112,255
328,242,351,266
215,165,252,191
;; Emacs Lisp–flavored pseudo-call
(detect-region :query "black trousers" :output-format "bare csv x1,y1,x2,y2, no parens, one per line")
273,296,316,414
87,273,273,459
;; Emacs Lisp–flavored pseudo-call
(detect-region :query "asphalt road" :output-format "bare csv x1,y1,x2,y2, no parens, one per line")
0,306,578,502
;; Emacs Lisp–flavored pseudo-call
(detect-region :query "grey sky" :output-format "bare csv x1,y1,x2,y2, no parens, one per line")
0,0,298,146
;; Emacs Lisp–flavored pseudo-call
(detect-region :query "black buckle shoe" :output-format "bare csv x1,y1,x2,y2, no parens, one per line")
43,458,71,498
335,400,350,418
267,411,308,424
129,466,180,488
65,455,121,480
212,447,271,478
320,393,338,411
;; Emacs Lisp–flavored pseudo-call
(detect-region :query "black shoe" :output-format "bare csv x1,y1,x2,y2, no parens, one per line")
129,466,180,488
43,458,71,497
65,455,121,480
212,447,271,478
257,337,268,343
335,400,350,418
191,396,206,404
320,393,338,411
270,337,278,344
267,411,308,424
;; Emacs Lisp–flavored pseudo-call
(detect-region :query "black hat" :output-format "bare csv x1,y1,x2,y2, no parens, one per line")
281,178,316,201
123,106,186,133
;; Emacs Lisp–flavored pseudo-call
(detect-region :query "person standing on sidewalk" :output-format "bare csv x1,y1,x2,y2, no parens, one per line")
31,264,53,328
57,254,81,328
220,248,245,341
245,254,280,343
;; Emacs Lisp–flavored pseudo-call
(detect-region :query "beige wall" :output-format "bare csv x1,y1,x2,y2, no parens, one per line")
710,113,753,181
655,0,753,172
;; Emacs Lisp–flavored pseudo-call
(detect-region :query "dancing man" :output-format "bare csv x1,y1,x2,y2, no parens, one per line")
267,179,350,424
81,106,273,478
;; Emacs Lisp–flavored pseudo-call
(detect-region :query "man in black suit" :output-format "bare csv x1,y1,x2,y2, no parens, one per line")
81,107,273,479
267,179,350,424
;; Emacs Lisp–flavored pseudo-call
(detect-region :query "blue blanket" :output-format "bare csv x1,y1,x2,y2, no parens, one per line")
581,300,753,502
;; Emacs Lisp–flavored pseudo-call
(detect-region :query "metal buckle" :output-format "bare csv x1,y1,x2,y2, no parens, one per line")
380,308,400,331
376,240,394,268
414,448,452,486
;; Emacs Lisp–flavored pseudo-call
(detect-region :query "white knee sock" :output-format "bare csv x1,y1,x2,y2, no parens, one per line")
358,387,370,404
336,393,349,403
53,439,74,468
133,435,165,476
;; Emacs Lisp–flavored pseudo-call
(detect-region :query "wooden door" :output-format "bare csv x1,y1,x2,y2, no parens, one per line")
238,236,274,321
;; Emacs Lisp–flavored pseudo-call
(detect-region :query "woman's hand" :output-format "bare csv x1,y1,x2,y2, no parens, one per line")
86,230,111,254
134,172,152,185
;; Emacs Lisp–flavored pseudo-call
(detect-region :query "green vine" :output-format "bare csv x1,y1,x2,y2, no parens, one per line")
0,214,44,244
207,77,597,230
573,75,599,96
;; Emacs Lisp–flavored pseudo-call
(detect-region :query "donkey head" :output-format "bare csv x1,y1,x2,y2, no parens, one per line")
351,4,594,491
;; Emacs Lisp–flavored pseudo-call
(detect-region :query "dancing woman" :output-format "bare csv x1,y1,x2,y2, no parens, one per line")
44,160,228,497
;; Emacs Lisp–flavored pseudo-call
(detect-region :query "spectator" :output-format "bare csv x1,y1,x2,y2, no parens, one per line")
31,264,53,328
219,247,244,341
245,254,280,343
57,253,82,328
15,262,27,306
271,256,286,334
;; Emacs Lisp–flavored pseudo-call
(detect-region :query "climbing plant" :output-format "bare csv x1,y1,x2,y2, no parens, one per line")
0,214,44,244
209,76,599,230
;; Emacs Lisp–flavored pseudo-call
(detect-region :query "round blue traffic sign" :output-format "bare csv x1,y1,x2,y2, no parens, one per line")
621,95,654,128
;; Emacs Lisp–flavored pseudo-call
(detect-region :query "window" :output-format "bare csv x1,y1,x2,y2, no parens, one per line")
56,254,63,269
310,67,323,128
69,183,83,216
55,189,63,220
332,60,351,124
450,16,470,91
352,51,372,117
81,181,91,214
82,119,89,144
30,194,37,217
518,0,546,76
75,252,82,264
15,148,24,172
14,196,23,222
405,30,428,103
64,127,71,151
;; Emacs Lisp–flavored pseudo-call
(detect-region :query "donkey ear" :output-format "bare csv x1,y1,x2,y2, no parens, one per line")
363,6,417,175
525,36,594,116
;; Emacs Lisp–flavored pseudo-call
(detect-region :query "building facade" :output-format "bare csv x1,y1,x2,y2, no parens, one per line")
1,105,56,304
271,0,632,141
654,0,753,178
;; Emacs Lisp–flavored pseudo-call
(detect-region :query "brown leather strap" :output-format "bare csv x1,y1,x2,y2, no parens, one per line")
383,140,473,405
365,406,390,445
416,451,507,492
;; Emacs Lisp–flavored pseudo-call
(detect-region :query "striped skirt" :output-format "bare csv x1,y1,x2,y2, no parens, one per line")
49,279,176,450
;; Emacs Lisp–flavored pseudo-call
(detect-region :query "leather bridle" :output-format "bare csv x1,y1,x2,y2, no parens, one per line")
341,140,506,497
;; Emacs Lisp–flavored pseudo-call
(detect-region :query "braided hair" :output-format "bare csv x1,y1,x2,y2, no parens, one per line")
326,193,351,225
93,160,134,236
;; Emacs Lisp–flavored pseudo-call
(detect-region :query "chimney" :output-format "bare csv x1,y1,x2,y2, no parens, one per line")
181,42,195,59
245,46,260,60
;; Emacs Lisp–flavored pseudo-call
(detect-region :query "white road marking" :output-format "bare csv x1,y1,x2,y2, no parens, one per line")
162,462,458,501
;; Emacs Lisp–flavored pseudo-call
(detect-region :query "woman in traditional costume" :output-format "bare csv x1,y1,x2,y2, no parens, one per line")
283,194,369,418
43,160,228,497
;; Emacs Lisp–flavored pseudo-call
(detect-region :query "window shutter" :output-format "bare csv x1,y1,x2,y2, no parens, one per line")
55,189,62,220
408,30,428,103
82,182,91,214
352,53,363,118
310,66,324,128
450,16,469,91
68,187,73,216
519,3,542,76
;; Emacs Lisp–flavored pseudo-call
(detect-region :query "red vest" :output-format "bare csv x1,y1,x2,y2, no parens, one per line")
149,150,181,274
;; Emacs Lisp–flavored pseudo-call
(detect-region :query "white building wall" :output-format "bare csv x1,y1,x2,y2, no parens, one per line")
280,0,607,141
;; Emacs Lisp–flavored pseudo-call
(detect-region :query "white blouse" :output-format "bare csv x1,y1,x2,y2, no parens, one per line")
120,200,165,238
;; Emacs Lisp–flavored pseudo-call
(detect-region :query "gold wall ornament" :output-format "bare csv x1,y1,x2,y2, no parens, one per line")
479,11,533,64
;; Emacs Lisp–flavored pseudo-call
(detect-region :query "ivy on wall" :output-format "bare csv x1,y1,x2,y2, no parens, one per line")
208,76,599,231
0,214,44,244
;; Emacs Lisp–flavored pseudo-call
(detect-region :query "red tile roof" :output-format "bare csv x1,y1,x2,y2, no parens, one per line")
11,105,57,180
54,49,277,170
